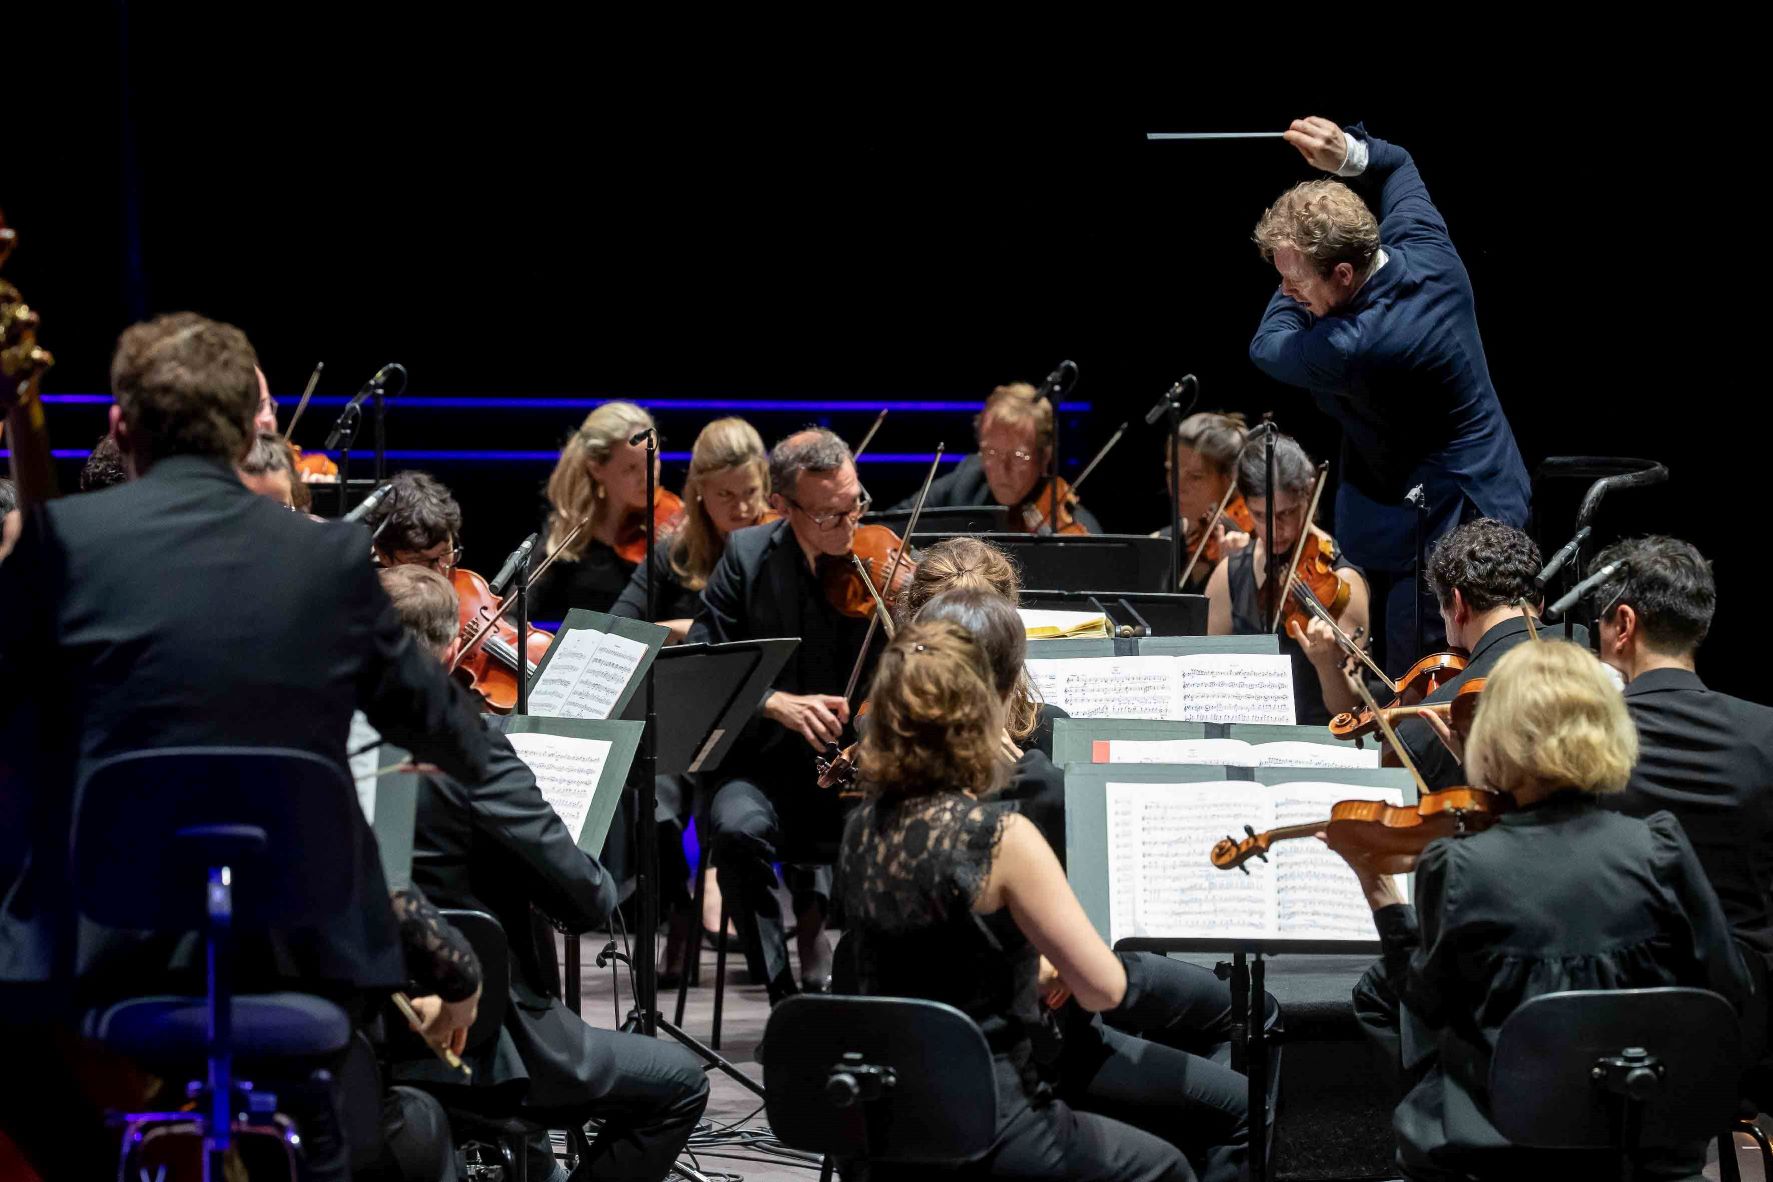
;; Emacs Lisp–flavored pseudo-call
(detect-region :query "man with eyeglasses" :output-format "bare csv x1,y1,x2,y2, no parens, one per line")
888,381,1103,532
689,428,878,1000
362,469,465,573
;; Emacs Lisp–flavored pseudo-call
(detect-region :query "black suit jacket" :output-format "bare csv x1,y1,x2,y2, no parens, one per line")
406,725,619,1100
1605,668,1773,962
687,519,876,781
0,456,491,1001
1392,614,1541,791
887,453,1104,532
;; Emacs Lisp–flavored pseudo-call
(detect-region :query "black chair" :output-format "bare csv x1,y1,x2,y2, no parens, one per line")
1489,986,1740,1182
761,994,997,1181
73,747,360,1180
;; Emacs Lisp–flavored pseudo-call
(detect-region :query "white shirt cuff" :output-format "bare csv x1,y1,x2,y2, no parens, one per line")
1335,134,1369,177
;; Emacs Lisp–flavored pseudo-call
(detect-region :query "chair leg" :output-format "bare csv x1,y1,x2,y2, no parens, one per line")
819,1153,835,1182
1740,1116,1773,1176
501,1129,528,1182
1720,1126,1744,1182
712,896,729,1051
676,841,711,1027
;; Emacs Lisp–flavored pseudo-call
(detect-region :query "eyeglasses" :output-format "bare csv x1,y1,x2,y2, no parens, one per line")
783,491,871,529
980,445,1038,465
391,543,462,573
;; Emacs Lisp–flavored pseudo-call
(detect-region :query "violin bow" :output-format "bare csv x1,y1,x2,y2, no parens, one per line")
448,515,591,676
837,444,944,707
1175,419,1276,589
282,361,325,438
1052,420,1127,509
1268,462,1331,633
1349,668,1432,799
851,407,888,463
1292,578,1398,694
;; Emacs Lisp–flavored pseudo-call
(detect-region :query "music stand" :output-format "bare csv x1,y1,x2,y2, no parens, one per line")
912,533,1175,593
1019,589,1209,637
864,505,1011,535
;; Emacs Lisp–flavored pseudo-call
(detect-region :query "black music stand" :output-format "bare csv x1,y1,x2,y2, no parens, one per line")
912,532,1175,593
1020,589,1209,637
864,505,1011,535
596,637,798,1100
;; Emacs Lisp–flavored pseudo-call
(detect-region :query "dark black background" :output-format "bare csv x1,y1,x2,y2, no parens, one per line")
9,17,1764,695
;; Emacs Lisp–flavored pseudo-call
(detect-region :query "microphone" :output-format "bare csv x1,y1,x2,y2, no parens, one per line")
629,427,655,447
1144,375,1199,426
1533,526,1592,593
1035,359,1079,402
1542,560,1623,624
323,362,407,449
489,532,540,597
342,481,393,523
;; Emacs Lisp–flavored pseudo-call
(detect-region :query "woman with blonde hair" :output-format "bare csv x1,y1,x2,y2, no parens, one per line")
838,620,1190,1180
1331,639,1749,1180
611,416,769,641
529,400,678,620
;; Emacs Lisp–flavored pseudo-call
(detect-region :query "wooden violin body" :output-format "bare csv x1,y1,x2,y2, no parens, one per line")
451,567,552,714
1189,494,1256,574
1328,651,1472,753
1330,677,1486,748
1211,786,1513,877
614,489,686,565
1260,526,1352,637
822,523,918,619
1016,476,1090,536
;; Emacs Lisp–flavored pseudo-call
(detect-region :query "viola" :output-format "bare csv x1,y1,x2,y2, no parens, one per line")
821,523,919,619
450,566,553,714
614,489,685,565
1210,785,1513,877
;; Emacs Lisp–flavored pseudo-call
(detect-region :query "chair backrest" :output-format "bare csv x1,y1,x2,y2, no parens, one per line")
73,746,359,930
1489,987,1740,1149
436,908,510,1053
761,995,996,1164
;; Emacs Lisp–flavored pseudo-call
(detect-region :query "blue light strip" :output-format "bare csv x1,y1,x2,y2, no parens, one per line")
8,448,965,465
38,394,1091,413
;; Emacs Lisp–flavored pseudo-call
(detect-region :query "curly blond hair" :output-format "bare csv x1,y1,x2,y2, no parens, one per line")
1464,640,1637,798
544,401,655,560
1253,179,1379,277
858,620,1006,801
669,417,769,592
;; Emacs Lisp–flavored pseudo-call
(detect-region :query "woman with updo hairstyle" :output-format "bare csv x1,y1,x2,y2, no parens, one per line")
1332,640,1750,1180
530,400,672,620
901,535,1067,758
611,416,770,641
839,620,1191,1181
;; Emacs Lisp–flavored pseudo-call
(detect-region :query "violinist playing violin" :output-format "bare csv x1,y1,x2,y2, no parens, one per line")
1329,640,1749,1182
530,400,684,620
361,469,464,574
1154,410,1253,589
688,427,880,1001
1205,432,1370,724
889,381,1102,534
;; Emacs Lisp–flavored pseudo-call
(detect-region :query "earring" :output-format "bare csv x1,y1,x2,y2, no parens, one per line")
595,483,605,500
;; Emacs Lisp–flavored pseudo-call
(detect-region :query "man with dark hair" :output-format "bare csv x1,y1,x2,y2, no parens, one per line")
0,312,492,1179
1592,536,1773,1057
1388,517,1542,789
1249,117,1530,678
78,435,128,492
365,469,464,572
691,427,878,1000
376,564,710,1182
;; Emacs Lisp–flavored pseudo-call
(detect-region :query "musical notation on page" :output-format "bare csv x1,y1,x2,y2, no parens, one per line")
505,731,614,840
525,628,648,720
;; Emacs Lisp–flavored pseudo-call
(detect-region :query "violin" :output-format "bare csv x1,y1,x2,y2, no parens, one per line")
292,445,340,482
1191,494,1256,574
821,523,919,618
1330,677,1485,743
614,489,685,565
1016,475,1090,536
450,566,553,714
1210,785,1513,877
1258,525,1352,638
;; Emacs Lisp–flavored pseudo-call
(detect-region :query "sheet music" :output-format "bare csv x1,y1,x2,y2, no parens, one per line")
1019,608,1110,638
525,628,648,720
1094,737,1377,769
1174,654,1296,724
505,731,614,841
1250,741,1380,769
1102,779,1406,945
1028,656,1174,719
1105,782,1271,947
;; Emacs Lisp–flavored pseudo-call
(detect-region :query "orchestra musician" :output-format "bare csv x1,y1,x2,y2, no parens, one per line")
1590,536,1773,1062
906,589,1253,1181
377,565,711,1182
0,477,16,563
0,312,494,1180
530,400,679,621
1205,432,1370,724
362,469,464,574
838,619,1190,1180
1249,117,1531,675
889,382,1102,533
1331,639,1749,1180
237,430,300,509
688,427,876,1001
78,434,128,492
1153,411,1252,588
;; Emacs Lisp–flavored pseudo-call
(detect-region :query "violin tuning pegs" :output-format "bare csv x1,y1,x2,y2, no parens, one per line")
1256,852,1268,863
1243,824,1257,837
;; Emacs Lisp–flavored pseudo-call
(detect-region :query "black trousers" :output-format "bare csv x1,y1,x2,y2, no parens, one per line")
708,773,841,999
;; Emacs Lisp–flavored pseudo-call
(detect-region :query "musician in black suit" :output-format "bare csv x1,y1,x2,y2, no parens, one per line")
689,427,878,1000
379,566,710,1182
0,313,492,1179
1384,519,1544,789
1591,536,1773,1059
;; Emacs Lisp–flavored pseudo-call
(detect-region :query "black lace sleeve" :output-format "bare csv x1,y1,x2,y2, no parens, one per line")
839,793,1011,932
390,886,482,1002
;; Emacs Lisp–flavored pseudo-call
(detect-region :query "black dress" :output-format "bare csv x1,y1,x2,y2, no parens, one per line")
608,536,704,625
838,792,1190,1181
1355,793,1751,1180
528,536,635,621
